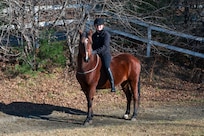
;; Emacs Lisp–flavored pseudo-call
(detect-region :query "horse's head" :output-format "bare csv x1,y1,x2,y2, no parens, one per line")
78,30,93,62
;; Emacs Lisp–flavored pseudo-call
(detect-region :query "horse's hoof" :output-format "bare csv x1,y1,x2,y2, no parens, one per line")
83,122,89,126
89,119,93,124
131,117,137,121
123,114,129,120
83,120,93,126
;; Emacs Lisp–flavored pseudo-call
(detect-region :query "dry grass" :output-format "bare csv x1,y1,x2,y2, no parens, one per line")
0,61,204,135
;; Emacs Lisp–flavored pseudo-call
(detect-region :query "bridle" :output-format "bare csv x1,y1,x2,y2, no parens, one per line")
77,54,99,75
77,36,100,75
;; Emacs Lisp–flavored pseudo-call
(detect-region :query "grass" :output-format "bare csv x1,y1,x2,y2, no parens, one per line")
0,67,203,136
4,117,204,136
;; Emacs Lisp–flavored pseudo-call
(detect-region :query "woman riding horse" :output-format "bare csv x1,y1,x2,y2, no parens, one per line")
92,18,116,92
76,29,141,125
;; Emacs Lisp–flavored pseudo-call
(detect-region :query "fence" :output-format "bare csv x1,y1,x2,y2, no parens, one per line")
2,4,204,59
103,17,204,59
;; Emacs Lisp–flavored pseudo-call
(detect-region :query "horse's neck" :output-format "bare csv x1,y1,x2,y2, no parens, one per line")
90,54,98,63
86,55,99,68
78,54,100,70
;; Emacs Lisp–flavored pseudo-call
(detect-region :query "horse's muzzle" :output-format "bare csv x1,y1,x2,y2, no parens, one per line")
84,51,90,62
84,57,90,63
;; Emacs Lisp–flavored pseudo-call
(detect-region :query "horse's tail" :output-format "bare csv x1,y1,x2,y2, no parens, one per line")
138,76,140,98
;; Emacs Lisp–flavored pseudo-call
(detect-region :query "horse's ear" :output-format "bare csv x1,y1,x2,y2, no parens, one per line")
78,30,83,35
88,29,93,36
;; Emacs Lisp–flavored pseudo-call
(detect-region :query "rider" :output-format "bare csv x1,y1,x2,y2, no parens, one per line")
92,18,116,92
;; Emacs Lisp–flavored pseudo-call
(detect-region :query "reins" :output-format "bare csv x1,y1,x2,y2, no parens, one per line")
77,54,100,75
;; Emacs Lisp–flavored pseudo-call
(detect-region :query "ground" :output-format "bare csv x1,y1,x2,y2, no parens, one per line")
0,59,203,136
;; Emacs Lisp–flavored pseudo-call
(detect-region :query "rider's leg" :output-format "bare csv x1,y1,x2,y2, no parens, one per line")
101,55,116,92
106,68,116,92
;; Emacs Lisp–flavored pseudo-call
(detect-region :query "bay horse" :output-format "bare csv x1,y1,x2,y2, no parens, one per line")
76,30,141,125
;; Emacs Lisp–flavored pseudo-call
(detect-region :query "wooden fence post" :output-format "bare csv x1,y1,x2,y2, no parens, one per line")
147,26,152,57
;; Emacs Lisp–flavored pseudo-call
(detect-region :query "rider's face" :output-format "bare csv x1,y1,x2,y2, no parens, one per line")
95,24,104,31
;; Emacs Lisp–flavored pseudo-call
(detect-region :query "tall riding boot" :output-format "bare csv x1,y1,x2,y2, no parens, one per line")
107,68,116,92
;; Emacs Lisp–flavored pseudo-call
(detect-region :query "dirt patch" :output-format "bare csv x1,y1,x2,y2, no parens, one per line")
0,99,203,136
0,61,204,135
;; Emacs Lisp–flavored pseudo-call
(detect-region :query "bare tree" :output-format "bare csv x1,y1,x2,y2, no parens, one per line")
0,0,202,71
0,0,93,70
0,0,42,70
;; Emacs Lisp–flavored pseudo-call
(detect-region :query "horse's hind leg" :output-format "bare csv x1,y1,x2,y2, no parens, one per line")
121,82,132,120
130,79,140,121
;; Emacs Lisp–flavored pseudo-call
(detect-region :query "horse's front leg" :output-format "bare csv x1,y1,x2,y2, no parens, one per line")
83,87,96,126
84,97,93,125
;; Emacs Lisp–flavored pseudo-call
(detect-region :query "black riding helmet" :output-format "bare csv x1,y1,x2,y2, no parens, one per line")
94,18,104,25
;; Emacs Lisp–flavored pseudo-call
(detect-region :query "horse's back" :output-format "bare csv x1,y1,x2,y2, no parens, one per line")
112,53,140,63
96,53,141,89
111,53,141,84
112,53,141,71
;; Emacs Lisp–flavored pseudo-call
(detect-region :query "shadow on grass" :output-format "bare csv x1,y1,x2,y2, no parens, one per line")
0,102,87,124
0,102,86,117
0,102,124,125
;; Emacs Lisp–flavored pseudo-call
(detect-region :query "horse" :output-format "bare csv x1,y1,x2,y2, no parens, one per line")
76,30,141,125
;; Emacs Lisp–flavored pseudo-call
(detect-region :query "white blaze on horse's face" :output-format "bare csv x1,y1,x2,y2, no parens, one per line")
84,38,89,62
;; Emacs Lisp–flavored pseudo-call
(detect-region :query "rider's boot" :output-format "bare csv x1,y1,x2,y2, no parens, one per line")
107,68,116,92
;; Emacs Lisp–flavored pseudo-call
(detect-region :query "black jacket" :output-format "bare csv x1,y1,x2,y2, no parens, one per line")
92,30,111,56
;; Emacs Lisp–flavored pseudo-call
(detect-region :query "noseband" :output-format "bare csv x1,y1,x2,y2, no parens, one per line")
77,54,100,75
